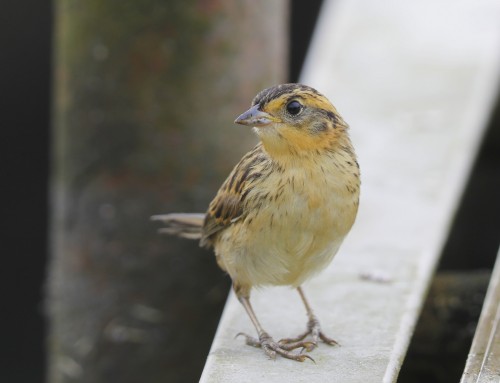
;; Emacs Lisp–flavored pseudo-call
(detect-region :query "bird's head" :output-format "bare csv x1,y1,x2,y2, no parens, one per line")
235,83,348,156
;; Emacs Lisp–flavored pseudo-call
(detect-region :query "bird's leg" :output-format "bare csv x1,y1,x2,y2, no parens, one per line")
234,285,314,362
279,286,338,350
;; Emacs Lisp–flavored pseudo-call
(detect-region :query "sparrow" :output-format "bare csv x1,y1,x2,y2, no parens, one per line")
152,83,360,362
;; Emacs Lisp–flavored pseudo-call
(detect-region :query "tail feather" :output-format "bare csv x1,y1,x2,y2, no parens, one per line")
151,213,204,240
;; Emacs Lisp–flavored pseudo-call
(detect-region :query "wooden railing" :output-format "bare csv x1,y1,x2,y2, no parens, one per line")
461,249,500,383
200,1,500,382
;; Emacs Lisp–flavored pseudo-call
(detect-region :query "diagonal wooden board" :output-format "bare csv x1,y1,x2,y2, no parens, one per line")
461,248,500,383
200,1,500,382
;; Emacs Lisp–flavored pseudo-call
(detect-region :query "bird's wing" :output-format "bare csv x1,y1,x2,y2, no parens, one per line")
201,144,267,247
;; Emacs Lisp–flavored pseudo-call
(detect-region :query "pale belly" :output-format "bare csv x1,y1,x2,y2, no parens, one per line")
214,175,357,288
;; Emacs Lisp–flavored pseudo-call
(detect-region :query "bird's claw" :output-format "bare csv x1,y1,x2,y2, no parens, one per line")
279,316,339,348
278,339,317,352
236,331,315,362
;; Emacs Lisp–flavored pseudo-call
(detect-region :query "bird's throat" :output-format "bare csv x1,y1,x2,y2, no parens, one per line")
257,125,345,162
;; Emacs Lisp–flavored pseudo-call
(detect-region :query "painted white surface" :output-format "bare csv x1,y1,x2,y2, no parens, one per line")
200,1,500,382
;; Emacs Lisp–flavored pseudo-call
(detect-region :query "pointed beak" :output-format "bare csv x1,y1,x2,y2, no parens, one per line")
234,104,275,127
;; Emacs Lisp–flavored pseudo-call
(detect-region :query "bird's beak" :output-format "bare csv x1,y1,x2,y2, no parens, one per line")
234,104,275,127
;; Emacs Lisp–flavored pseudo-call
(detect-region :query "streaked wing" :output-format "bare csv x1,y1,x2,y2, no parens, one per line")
201,144,268,247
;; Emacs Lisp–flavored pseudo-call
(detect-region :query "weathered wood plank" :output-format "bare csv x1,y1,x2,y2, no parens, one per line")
200,1,500,382
461,249,500,383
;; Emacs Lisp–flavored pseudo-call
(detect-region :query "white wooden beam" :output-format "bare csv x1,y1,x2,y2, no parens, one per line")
200,1,500,382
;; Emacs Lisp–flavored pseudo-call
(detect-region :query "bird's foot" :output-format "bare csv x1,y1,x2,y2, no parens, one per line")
236,331,315,362
279,316,338,351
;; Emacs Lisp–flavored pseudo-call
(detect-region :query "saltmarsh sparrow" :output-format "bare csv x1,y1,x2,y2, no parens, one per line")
153,83,360,361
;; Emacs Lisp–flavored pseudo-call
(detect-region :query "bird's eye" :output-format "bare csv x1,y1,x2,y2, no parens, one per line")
286,100,302,116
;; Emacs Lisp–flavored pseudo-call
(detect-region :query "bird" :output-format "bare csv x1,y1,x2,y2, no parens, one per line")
152,83,360,362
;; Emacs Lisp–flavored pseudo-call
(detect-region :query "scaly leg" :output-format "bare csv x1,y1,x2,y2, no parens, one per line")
235,285,314,362
279,286,338,349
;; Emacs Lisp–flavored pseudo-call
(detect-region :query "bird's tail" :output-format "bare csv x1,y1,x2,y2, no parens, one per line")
151,213,204,240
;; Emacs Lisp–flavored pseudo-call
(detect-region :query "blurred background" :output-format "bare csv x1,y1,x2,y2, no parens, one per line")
1,1,499,383
2,1,321,382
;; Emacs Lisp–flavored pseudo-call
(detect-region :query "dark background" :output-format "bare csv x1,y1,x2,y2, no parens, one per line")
2,0,499,382
1,1,323,382
2,0,53,381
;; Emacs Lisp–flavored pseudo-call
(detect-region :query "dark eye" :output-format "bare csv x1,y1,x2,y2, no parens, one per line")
286,100,302,116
